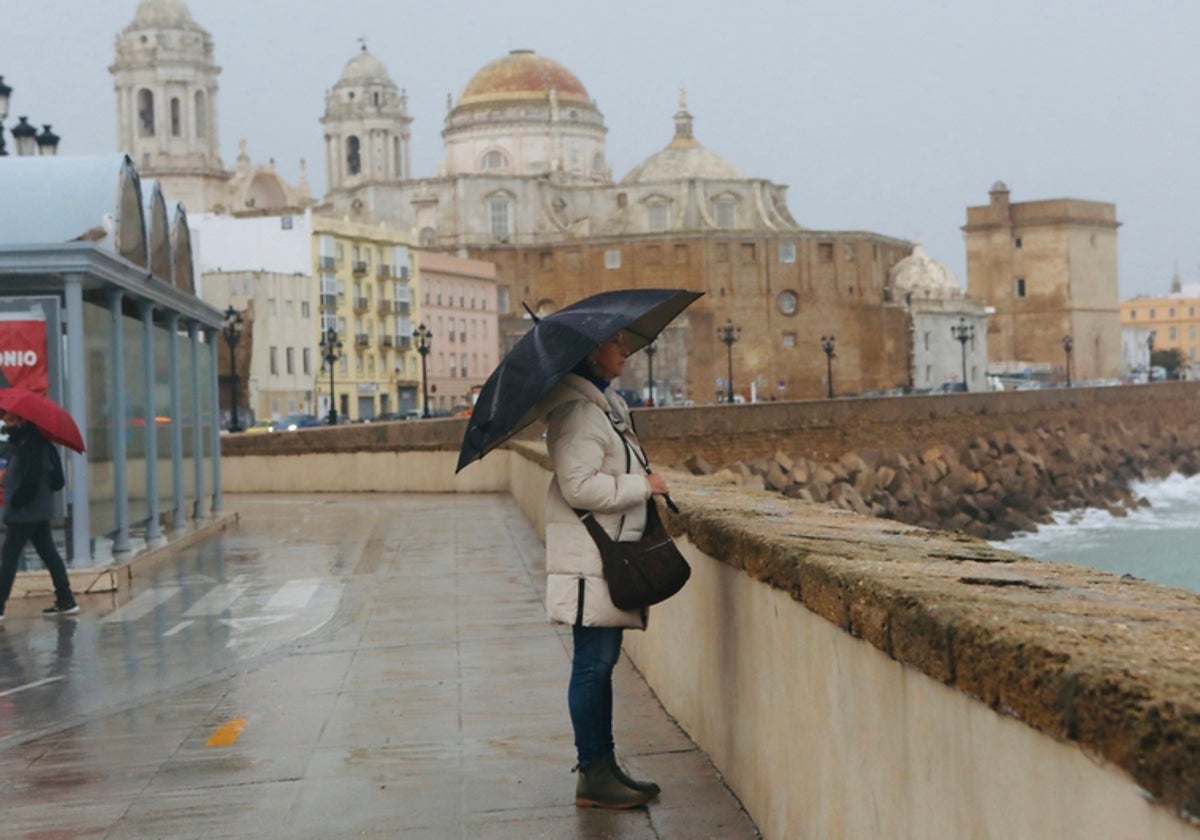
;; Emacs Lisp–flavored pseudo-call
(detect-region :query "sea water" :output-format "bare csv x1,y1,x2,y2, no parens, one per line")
999,472,1200,594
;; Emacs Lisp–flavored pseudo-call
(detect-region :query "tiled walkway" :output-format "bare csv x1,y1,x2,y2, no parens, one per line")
0,494,759,838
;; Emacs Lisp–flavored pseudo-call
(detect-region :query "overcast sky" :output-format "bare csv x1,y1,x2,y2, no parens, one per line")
5,0,1197,298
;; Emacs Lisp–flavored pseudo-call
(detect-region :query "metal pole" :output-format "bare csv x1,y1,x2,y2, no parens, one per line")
109,291,131,558
140,300,161,544
63,275,92,565
826,352,834,399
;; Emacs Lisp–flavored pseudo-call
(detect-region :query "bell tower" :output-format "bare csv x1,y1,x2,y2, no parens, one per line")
321,44,412,207
110,0,230,210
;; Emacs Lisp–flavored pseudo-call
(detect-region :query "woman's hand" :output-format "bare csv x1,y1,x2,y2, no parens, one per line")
647,472,669,496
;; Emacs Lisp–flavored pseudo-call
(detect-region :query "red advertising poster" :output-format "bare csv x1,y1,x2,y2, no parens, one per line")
0,318,49,393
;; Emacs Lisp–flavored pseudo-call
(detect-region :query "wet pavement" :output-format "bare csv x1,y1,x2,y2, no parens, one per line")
0,494,760,839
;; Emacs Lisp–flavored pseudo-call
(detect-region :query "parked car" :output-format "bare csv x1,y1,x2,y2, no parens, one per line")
269,413,322,432
241,420,274,434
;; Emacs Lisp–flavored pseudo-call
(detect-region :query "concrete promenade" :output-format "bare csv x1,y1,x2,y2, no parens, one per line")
0,493,760,839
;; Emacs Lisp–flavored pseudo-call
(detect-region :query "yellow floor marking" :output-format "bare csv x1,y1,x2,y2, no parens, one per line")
205,717,247,747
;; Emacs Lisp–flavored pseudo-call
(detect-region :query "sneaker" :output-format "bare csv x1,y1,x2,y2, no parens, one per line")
43,602,79,616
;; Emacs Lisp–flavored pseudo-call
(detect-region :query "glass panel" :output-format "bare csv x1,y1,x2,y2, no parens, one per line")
199,333,214,511
83,301,113,541
155,322,174,518
124,313,147,528
180,328,197,518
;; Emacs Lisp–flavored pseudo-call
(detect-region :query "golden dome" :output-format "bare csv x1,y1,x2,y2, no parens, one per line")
458,50,591,108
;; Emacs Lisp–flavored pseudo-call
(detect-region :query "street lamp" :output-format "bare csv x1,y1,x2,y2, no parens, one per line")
1062,334,1074,387
716,320,740,404
820,335,836,399
644,342,657,406
221,305,244,432
320,327,343,425
950,318,975,392
415,322,432,418
0,76,61,157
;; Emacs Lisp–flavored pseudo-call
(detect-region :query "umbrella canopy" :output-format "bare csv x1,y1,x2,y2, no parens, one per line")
457,288,703,473
0,388,86,453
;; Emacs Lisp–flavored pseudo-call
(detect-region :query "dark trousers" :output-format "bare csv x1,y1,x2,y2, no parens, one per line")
569,625,624,767
0,521,74,609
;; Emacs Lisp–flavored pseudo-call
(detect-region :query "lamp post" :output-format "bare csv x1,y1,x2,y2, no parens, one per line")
820,335,836,399
415,323,432,418
950,318,975,392
644,342,657,406
320,327,343,425
221,305,244,432
716,320,740,404
1062,334,1074,387
0,76,61,157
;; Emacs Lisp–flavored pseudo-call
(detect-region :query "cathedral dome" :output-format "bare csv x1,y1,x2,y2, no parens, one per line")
132,0,196,26
890,245,963,299
620,92,744,185
337,47,395,86
457,50,591,108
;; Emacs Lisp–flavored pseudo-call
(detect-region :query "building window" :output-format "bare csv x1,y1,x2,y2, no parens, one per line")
741,243,757,262
489,196,510,239
1170,327,1177,340
781,331,796,348
419,227,436,247
303,348,311,375
647,204,669,233
715,199,736,229
1150,308,1156,318
1015,237,1022,248
923,332,930,351
194,91,207,138
482,150,508,169
268,298,277,316
779,243,796,263
301,301,310,318
497,287,510,313
269,346,278,375
137,89,155,137
170,97,181,136
1130,310,1136,320
346,136,361,176
1169,308,1176,318
1016,278,1026,298
818,242,834,262
286,347,294,374
776,290,798,316
604,249,621,269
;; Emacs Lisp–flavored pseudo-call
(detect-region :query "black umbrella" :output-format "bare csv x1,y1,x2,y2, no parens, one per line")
456,288,703,473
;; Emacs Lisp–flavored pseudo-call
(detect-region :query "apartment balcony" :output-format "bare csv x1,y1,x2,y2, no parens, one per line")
396,335,412,350
378,264,392,279
355,333,370,347
378,300,393,316
318,256,336,271
395,301,410,317
353,297,370,314
397,266,410,280
352,261,368,276
381,335,394,347
320,294,338,311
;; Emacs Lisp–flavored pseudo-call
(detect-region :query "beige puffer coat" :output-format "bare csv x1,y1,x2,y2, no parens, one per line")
540,374,651,629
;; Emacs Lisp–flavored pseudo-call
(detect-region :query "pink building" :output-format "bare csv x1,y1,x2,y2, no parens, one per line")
416,251,499,415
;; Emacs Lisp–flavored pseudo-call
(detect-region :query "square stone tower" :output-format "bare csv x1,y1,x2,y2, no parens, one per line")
963,182,1122,382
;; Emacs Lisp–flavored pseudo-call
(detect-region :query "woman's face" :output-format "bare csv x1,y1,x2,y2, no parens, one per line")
591,333,631,381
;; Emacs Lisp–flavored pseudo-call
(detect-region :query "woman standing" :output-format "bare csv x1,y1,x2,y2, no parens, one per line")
539,331,670,809
0,411,77,619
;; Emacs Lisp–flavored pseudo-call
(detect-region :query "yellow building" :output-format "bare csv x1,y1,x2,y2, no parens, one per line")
1120,292,1200,365
963,182,1122,381
311,217,419,420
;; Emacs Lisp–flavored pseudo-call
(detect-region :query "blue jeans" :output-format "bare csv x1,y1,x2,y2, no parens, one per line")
569,625,624,767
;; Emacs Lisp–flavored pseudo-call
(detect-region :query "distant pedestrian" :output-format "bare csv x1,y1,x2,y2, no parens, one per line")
0,411,77,619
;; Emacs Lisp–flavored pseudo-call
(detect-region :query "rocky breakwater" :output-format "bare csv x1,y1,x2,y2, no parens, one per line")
682,421,1200,541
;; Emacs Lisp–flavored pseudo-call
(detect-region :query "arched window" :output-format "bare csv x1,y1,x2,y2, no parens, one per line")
482,150,508,170
194,91,207,138
419,227,436,247
489,196,511,239
346,136,362,176
647,203,669,233
137,89,155,137
170,97,181,136
715,197,737,229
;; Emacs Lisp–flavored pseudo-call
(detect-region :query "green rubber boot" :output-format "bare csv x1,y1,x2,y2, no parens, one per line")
607,754,661,798
575,755,654,809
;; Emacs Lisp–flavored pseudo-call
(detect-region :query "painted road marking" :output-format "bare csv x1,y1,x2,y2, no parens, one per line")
0,676,64,698
100,586,181,623
162,620,193,637
265,579,321,611
183,575,249,617
205,717,247,747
